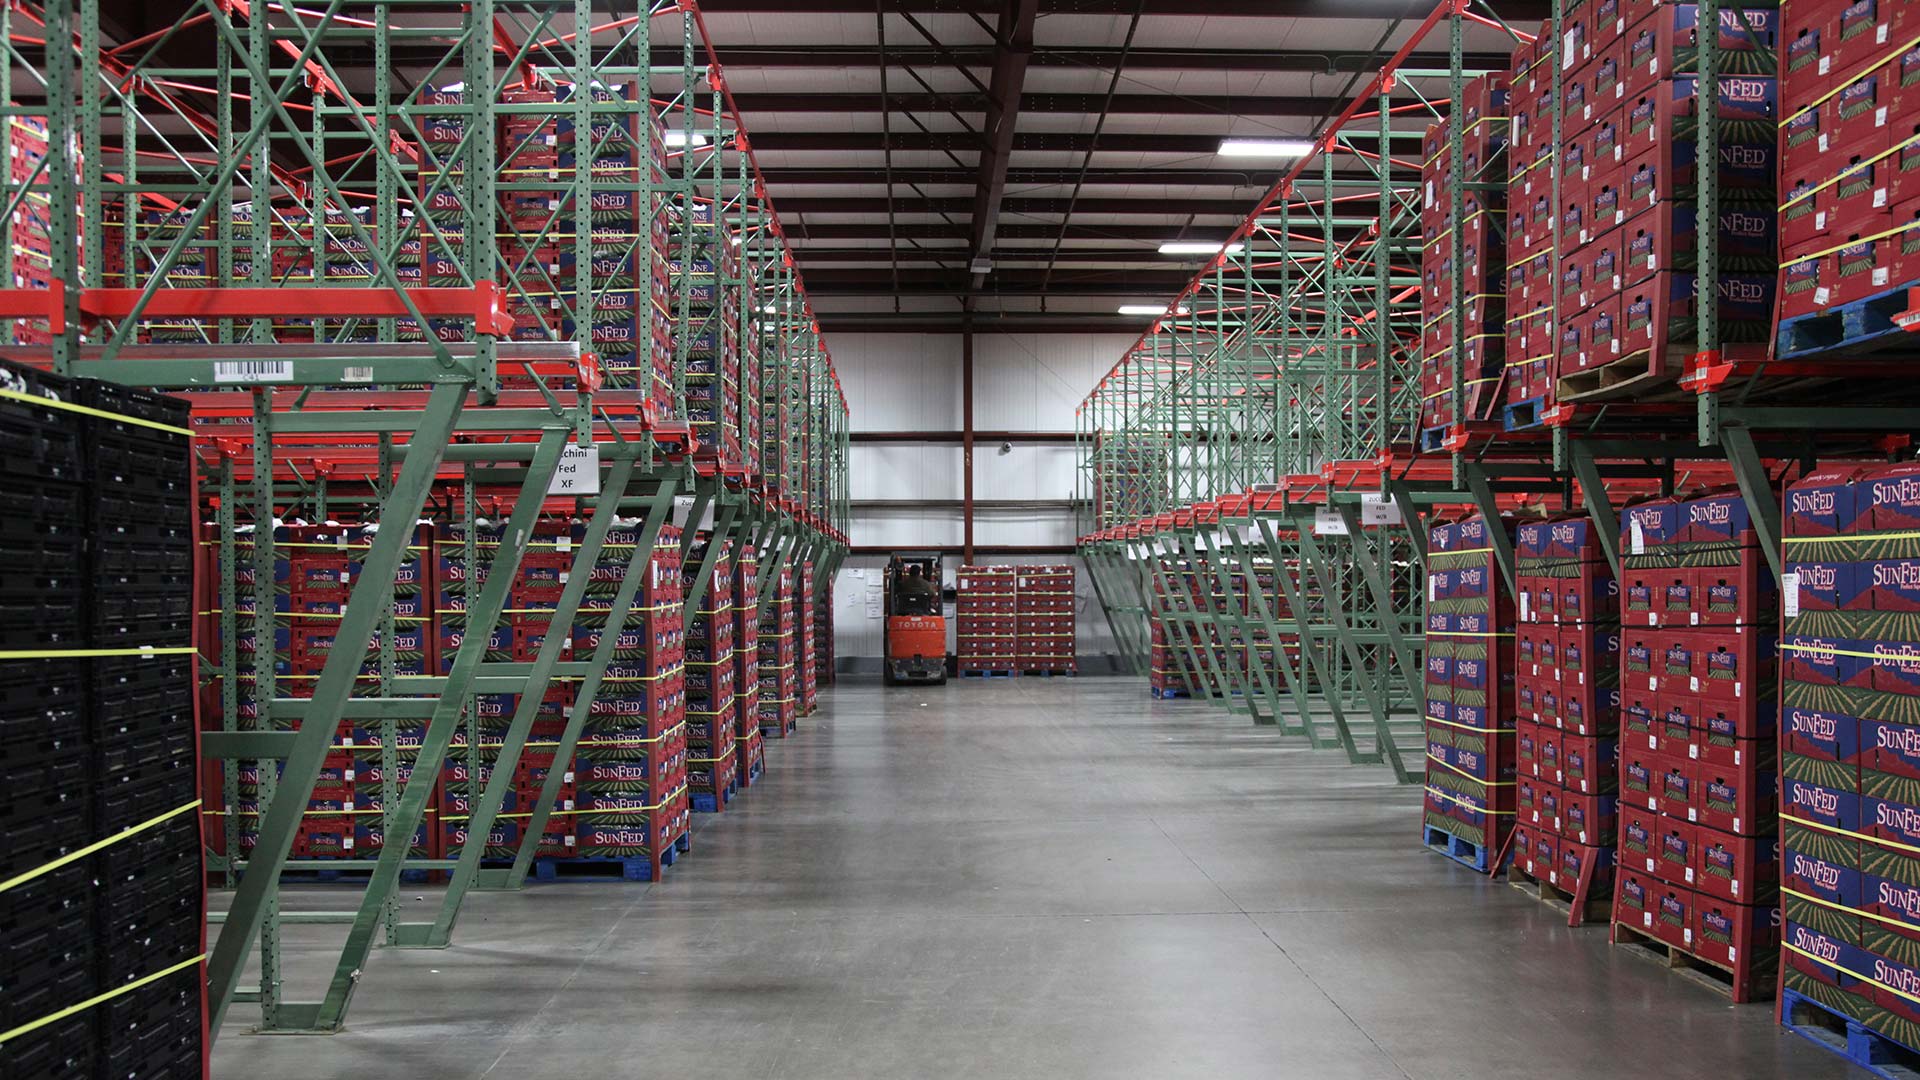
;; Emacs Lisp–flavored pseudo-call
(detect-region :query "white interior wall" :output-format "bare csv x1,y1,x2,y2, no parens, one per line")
824,331,1138,665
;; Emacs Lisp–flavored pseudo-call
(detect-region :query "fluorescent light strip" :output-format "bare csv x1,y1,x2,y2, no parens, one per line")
1218,138,1314,158
1157,241,1244,256
1117,304,1189,316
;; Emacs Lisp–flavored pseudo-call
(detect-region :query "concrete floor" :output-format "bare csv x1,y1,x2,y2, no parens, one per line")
212,677,1851,1079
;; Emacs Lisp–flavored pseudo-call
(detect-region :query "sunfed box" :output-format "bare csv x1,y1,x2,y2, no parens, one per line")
1561,790,1620,847
1784,636,1874,688
1624,497,1683,551
1681,490,1759,546
1562,733,1620,794
1695,758,1776,835
1694,631,1780,702
1631,868,1699,949
1555,839,1617,894
1786,822,1864,910
1617,4,1780,100
1562,683,1622,736
1867,718,1920,782
1785,752,1866,835
1657,568,1698,626
1513,822,1542,877
1873,641,1920,697
1616,270,1775,377
1786,465,1871,536
1786,560,1864,613
1865,462,1920,531
1616,167,1777,277
1788,705,1864,765
1868,559,1920,612
1698,560,1779,625
1864,766,1920,850
1534,725,1563,780
1560,625,1621,686
1860,840,1920,937
1518,773,1550,828
1693,693,1777,756
1691,896,1779,974
1858,925,1920,1023
1697,825,1778,902
1617,803,1659,875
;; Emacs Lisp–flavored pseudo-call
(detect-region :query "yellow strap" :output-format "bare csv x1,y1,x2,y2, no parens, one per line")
0,800,202,894
1783,941,1920,1008
0,386,194,438
1424,714,1507,736
1424,785,1515,815
0,953,205,1046
1782,884,1920,936
1784,811,1920,856
1780,31,1920,129
0,646,195,660
1426,753,1515,786
1784,530,1920,546
1788,210,1920,265
1428,630,1517,639
1779,128,1920,212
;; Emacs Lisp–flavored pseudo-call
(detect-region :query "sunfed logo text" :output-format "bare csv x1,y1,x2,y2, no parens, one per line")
1879,803,1920,834
1789,710,1838,741
1875,879,1920,918
1791,782,1841,816
1791,925,1842,961
1874,477,1920,507
1552,524,1578,544
1800,564,1838,589
1792,853,1843,890
1878,724,1920,756
1790,489,1836,515
1874,643,1920,667
1875,563,1920,589
1690,501,1732,525
1877,959,1920,997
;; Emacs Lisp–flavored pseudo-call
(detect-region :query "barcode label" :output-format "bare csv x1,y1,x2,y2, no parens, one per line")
213,360,294,383
343,366,375,383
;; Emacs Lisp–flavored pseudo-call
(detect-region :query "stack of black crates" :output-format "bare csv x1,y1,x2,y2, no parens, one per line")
2,357,204,1078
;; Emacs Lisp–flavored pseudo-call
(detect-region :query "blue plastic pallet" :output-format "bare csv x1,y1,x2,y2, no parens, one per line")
264,864,432,885
1021,669,1077,678
1422,824,1497,874
691,778,739,814
1417,426,1450,454
532,844,677,883
1150,687,1190,700
1777,277,1920,361
1782,988,1920,1080
959,669,1014,678
1503,394,1548,431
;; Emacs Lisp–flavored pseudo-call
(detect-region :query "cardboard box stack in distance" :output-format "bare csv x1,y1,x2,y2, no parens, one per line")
1016,565,1078,674
1423,513,1519,870
684,536,739,808
800,561,819,713
1511,514,1622,914
1776,0,1920,350
1506,0,1779,406
758,565,799,737
957,565,1019,674
732,554,766,786
1613,489,1780,1000
676,199,747,472
1778,461,1920,1045
3,359,204,1079
1419,72,1513,440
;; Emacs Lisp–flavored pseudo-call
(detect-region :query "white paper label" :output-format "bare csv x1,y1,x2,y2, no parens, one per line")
1690,675,1700,692
213,360,294,383
1519,592,1530,621
1875,267,1892,286
1782,571,1802,618
1876,187,1890,208
1879,107,1890,128
343,366,374,383
1629,518,1645,554
1312,507,1348,536
1817,211,1829,230
548,445,601,495
1564,35,1578,68
1688,808,1697,822
1429,574,1439,602
1685,867,1694,882
1879,24,1890,43
1815,286,1832,305
1359,492,1403,526
1820,55,1832,75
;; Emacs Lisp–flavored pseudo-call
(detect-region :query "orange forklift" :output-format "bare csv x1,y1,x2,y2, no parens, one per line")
882,552,948,685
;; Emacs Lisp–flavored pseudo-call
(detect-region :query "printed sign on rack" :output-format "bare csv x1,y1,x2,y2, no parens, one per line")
548,445,601,495
1312,507,1348,536
1359,492,1404,526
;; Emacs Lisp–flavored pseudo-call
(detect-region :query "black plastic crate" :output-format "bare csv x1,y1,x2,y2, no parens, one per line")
0,591,86,651
0,475,85,549
0,658,86,749
91,539,194,580
89,430,192,488
0,400,84,483
95,728,195,788
89,654,192,697
1,742,90,810
0,1012,95,1080
90,493,193,535
90,679,192,747
95,770,197,835
93,813,198,881
96,849,199,928
98,984,201,1080
88,587,194,650
0,815,93,881
98,917,201,990
0,905,93,1025
0,532,86,581
74,378,189,428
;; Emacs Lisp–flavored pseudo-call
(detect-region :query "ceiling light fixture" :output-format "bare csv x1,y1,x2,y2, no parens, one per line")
1217,138,1314,158
663,130,710,148
1157,241,1243,256
1118,304,1189,316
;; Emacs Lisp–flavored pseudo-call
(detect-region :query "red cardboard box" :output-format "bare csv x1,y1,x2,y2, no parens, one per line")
1620,802,1662,875
1691,895,1779,976
1696,823,1779,903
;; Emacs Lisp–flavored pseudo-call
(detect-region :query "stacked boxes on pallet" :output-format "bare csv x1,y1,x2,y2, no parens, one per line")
1777,1,1920,355
1508,0,1778,407
758,565,799,737
685,535,739,811
1613,491,1779,1001
1423,513,1518,872
571,524,688,879
7,119,67,346
1778,463,1920,1040
1419,72,1512,443
800,561,819,714
1016,564,1077,674
733,551,765,787
1511,515,1622,913
814,579,836,687
1,361,204,1078
957,565,1019,674
1148,558,1209,698
679,199,745,470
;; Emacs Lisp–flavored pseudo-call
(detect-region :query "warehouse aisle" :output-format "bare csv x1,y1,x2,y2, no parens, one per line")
214,678,1845,1079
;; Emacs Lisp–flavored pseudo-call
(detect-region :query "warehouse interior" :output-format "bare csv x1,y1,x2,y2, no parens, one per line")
5,0,1919,1077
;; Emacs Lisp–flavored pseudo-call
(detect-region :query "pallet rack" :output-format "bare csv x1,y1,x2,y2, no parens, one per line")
0,0,848,1054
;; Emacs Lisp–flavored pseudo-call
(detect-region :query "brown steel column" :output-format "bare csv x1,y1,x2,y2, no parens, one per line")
962,327,975,564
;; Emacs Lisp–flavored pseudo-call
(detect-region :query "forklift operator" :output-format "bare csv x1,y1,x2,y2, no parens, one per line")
897,564,939,615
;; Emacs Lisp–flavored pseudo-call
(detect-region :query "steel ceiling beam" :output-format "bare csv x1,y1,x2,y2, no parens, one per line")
760,166,1305,187
966,0,1041,306
645,45,1520,71
778,195,1263,215
694,0,1547,17
747,132,1392,152
786,221,1366,241
728,92,1339,116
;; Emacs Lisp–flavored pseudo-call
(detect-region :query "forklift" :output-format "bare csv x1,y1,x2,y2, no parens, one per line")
882,552,948,685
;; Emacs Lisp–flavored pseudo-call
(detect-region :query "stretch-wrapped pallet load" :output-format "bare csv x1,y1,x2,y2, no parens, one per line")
957,565,1018,675
1779,462,1920,1041
800,561,818,714
1776,1,1920,359
1423,512,1518,874
1612,490,1779,1001
758,565,799,737
1511,514,1621,918
685,536,739,811
1,360,204,1078
1017,564,1077,675
566,523,689,880
1418,71,1512,443
1508,0,1779,405
678,200,746,473
733,551,765,788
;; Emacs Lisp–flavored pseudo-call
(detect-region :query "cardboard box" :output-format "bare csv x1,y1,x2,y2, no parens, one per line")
1697,823,1779,902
